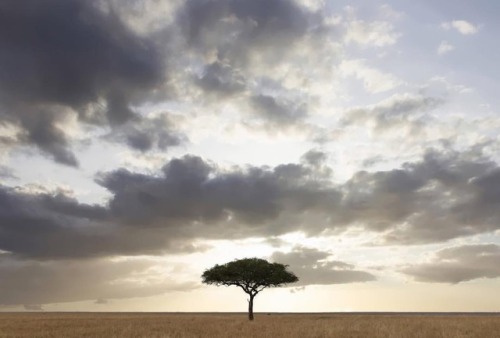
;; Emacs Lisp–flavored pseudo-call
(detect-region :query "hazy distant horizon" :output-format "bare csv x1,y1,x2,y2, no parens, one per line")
3,311,500,315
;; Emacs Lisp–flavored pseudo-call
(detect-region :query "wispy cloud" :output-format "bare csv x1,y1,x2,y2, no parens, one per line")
401,244,500,283
271,246,376,285
339,59,402,93
437,41,455,55
441,20,480,35
345,20,401,47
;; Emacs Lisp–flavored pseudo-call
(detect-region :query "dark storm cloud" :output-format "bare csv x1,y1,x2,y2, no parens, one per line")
179,0,318,63
15,106,80,166
5,146,500,260
40,193,109,220
0,185,208,259
0,257,196,306
0,0,166,164
98,154,342,230
341,147,500,243
0,0,163,115
0,153,341,260
271,246,376,285
0,186,114,259
401,244,500,283
107,113,186,152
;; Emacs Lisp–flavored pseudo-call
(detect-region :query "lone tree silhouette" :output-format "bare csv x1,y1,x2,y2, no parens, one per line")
201,258,298,320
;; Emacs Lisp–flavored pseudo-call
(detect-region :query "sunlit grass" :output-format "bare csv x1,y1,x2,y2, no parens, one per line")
0,313,499,337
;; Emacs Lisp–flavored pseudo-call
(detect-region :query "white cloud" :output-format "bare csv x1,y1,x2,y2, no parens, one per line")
441,20,479,35
296,0,325,11
345,20,401,47
437,41,455,55
339,59,401,93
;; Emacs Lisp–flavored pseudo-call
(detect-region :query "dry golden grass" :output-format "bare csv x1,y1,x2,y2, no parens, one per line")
0,313,499,338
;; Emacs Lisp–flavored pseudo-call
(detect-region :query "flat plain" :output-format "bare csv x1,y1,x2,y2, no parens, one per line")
1,313,499,338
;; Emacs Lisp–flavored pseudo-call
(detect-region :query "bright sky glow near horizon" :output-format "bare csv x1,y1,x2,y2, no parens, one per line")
2,0,500,313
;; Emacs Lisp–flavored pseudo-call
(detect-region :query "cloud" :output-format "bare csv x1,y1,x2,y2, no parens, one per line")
98,154,341,233
341,93,445,133
339,59,401,93
0,256,196,306
341,147,500,244
196,60,246,96
437,41,455,55
0,186,121,259
8,143,500,260
178,0,322,67
14,105,80,166
0,0,339,162
170,0,335,130
300,149,332,178
270,246,376,285
441,20,480,35
0,184,207,260
249,94,308,126
301,149,328,167
106,113,185,152
0,154,342,260
401,244,500,283
6,144,500,261
0,0,417,165
0,165,16,180
0,0,166,165
345,20,401,47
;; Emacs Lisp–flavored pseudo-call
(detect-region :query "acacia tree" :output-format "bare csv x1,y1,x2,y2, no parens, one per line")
201,258,298,320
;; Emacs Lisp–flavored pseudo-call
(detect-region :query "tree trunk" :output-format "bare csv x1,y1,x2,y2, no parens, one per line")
248,294,255,321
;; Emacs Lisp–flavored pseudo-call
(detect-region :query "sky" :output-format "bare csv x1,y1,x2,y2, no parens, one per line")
1,0,500,312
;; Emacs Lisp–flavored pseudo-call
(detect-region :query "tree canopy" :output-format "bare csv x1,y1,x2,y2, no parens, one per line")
202,258,298,320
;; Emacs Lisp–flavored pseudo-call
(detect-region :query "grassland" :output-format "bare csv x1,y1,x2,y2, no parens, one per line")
0,313,499,337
